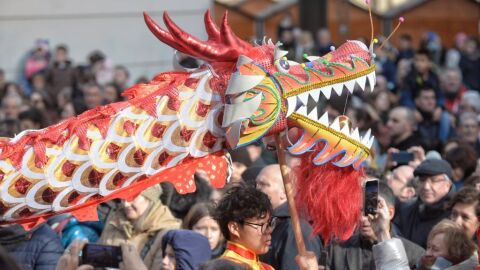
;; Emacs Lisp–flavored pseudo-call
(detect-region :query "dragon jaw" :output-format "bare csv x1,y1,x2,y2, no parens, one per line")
223,40,376,169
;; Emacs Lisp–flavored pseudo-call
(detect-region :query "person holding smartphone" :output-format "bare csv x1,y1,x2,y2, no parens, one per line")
326,182,424,270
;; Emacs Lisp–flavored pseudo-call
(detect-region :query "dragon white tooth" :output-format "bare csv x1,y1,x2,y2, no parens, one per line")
296,103,308,116
309,89,321,102
362,129,372,145
226,73,265,95
298,92,309,106
367,136,375,148
345,80,355,93
351,127,361,141
330,117,340,131
319,111,329,126
307,107,317,120
268,38,274,46
356,75,367,91
236,55,253,67
286,97,296,117
367,72,375,90
321,87,332,99
340,124,350,136
333,84,343,96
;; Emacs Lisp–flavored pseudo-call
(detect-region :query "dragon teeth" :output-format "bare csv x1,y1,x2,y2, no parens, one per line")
309,88,321,103
344,80,355,93
321,87,332,99
318,111,329,126
367,72,376,91
298,92,309,106
307,107,317,120
296,103,308,116
340,124,350,136
351,127,361,141
286,97,296,117
361,129,372,145
330,117,341,131
356,75,367,90
333,83,343,96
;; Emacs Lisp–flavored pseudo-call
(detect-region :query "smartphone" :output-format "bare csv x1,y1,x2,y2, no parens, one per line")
81,243,122,268
391,151,414,165
364,179,379,216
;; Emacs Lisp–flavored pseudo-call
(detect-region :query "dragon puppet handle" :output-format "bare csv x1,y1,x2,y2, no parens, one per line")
0,10,376,243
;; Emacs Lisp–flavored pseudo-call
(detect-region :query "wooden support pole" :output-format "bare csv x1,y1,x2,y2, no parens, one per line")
274,133,307,256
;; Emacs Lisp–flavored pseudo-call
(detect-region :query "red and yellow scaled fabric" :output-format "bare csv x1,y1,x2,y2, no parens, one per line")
222,241,274,270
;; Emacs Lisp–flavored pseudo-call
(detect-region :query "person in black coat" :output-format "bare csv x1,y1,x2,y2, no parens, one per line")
256,165,323,270
394,159,455,248
327,182,424,270
0,223,64,270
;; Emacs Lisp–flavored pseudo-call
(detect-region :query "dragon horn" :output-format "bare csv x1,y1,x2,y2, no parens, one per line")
220,11,251,50
143,12,189,53
220,11,240,47
204,10,221,43
162,11,238,61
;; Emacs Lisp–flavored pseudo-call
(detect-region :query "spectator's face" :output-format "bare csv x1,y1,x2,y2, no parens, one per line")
414,54,431,74
441,71,462,94
458,118,479,144
2,98,21,119
375,91,391,112
418,174,452,204
450,202,479,239
104,85,119,104
161,244,176,270
359,216,375,240
386,166,415,202
387,108,411,138
231,214,273,255
425,233,448,258
61,103,76,119
316,29,331,46
30,92,45,110
122,195,150,220
55,48,67,62
256,165,285,209
83,86,103,109
192,216,222,249
399,38,412,49
415,90,436,113
465,40,478,55
114,69,129,87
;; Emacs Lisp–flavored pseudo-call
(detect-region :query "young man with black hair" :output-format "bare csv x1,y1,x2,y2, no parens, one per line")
213,183,275,270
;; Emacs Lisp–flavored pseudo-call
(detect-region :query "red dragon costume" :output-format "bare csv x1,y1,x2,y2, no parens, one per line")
0,10,377,243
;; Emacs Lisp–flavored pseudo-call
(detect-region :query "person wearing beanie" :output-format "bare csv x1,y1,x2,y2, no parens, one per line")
98,184,181,270
394,159,455,248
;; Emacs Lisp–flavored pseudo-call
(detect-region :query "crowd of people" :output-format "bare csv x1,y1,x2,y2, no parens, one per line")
0,12,479,270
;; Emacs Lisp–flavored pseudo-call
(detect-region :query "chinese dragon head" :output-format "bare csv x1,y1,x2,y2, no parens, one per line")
0,10,375,243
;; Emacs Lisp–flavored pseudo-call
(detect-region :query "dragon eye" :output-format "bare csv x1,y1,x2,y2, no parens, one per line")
275,57,290,73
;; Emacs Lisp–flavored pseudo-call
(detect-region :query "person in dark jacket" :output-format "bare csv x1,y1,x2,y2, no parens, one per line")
161,229,211,270
394,159,455,248
327,182,424,270
0,223,64,270
256,165,323,270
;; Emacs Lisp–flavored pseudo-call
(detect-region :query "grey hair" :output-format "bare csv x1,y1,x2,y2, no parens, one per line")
461,91,480,113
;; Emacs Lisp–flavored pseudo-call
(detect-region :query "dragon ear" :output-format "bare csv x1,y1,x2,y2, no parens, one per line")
144,10,252,63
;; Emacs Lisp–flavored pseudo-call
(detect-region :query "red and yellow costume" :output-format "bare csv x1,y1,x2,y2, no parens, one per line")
223,241,274,270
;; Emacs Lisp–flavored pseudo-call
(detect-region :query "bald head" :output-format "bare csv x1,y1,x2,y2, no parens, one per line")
256,164,286,209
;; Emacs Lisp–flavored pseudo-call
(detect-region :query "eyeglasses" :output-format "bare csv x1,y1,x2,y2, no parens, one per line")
418,175,448,185
243,217,278,234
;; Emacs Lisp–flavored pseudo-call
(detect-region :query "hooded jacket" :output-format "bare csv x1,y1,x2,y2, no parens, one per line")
161,229,211,270
0,224,64,270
